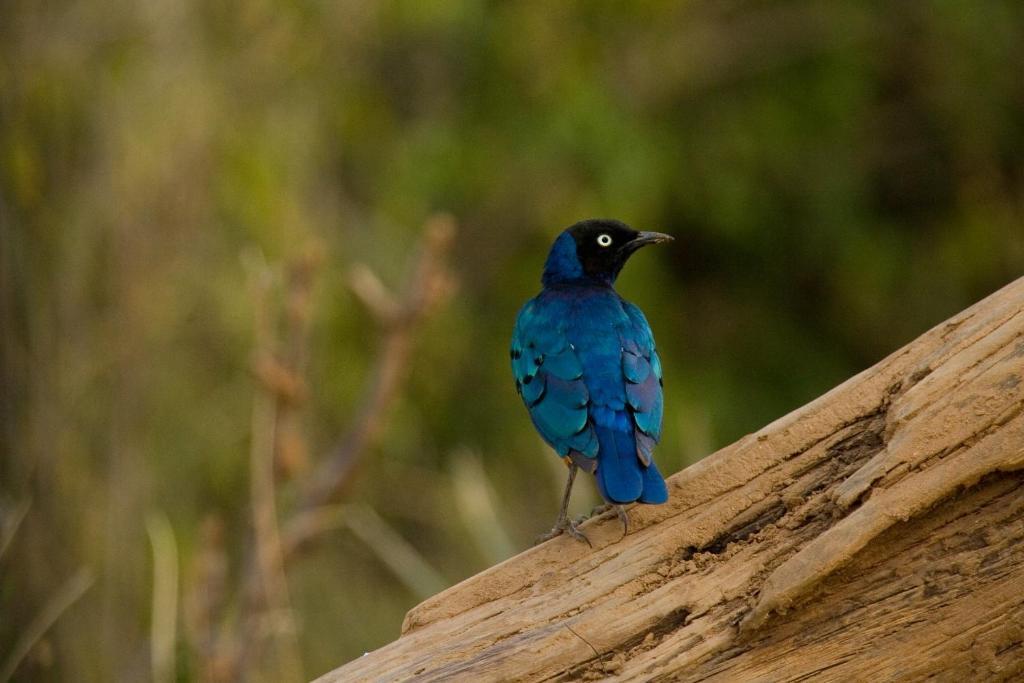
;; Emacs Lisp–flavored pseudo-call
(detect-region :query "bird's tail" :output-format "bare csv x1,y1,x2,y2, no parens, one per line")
594,422,668,505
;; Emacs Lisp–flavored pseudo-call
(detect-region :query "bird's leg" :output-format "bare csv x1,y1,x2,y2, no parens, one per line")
535,463,591,547
616,505,630,535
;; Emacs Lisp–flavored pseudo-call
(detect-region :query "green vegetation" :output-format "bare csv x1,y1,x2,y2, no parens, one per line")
3,1,1023,680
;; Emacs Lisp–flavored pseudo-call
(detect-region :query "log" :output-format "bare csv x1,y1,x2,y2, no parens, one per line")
318,277,1024,682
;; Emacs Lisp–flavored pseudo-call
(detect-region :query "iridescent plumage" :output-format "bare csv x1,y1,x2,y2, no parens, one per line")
512,219,671,543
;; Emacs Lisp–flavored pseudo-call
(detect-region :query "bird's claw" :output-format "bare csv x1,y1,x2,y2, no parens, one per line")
585,503,630,535
564,518,592,547
535,517,592,547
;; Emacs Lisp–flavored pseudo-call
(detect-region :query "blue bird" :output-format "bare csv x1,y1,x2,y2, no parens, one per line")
511,219,672,544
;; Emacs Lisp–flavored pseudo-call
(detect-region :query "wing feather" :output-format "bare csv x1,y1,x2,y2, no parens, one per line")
621,302,664,445
512,302,597,460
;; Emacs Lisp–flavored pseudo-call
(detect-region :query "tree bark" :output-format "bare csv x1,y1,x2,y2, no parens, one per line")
318,277,1024,683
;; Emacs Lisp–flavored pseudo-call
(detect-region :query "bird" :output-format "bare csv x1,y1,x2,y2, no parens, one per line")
511,219,672,545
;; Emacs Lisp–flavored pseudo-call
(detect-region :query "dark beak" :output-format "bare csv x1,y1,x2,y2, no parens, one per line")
634,231,674,246
624,231,674,255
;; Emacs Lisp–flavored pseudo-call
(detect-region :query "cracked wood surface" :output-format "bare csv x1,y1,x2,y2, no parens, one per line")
317,277,1024,682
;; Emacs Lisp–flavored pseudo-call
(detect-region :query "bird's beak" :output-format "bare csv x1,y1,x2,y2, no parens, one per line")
634,231,674,246
624,231,674,256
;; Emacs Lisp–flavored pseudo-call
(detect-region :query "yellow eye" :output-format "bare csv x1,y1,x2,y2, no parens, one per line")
597,234,613,247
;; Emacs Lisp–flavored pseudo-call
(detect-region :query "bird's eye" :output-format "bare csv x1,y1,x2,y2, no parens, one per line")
596,234,613,247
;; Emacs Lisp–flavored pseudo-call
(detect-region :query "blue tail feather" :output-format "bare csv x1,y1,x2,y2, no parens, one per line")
595,425,642,503
594,422,667,504
639,459,668,504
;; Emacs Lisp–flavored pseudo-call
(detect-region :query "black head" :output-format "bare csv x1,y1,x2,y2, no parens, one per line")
542,218,673,286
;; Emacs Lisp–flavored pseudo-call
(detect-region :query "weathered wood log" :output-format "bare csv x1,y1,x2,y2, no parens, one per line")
318,277,1024,682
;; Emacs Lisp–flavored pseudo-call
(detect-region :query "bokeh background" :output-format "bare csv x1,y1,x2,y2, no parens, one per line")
3,1,1024,680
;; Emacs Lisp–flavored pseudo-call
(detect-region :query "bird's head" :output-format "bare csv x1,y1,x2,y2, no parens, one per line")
541,219,673,287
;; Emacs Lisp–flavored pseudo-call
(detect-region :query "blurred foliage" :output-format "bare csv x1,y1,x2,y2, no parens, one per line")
2,0,1024,679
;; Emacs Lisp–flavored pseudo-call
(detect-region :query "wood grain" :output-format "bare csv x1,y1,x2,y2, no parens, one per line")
317,276,1024,683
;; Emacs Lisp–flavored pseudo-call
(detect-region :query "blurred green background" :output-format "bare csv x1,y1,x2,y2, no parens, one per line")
2,1,1023,680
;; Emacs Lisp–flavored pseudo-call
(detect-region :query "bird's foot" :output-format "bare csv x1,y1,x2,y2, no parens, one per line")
535,517,592,547
563,518,592,547
586,503,629,534
616,505,630,535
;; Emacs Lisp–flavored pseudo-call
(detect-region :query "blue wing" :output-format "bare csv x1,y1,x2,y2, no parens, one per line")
511,299,598,465
621,302,664,469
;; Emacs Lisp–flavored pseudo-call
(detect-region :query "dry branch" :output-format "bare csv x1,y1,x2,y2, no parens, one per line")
241,246,315,683
317,276,1024,682
282,214,456,560
189,217,456,682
